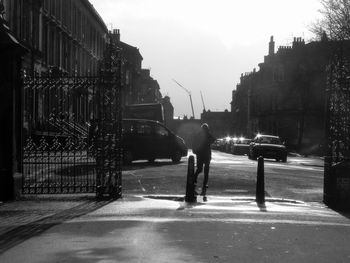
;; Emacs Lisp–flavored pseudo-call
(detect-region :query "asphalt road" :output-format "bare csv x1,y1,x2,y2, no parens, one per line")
4,150,350,263
122,150,324,202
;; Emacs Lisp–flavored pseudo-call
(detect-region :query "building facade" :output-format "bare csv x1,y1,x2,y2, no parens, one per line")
109,29,168,113
232,36,350,153
138,69,162,103
3,0,108,76
161,95,174,126
2,0,171,140
201,109,233,138
110,30,144,106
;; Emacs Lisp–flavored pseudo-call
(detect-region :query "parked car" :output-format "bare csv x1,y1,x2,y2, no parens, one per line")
124,103,164,123
122,119,188,164
212,138,224,150
248,134,287,162
223,136,233,153
212,138,228,151
231,137,252,155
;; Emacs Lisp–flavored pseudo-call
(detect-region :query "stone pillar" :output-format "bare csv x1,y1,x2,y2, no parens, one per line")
0,16,26,201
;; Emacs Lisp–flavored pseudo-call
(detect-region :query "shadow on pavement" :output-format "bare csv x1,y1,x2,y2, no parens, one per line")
123,160,185,171
144,195,185,202
53,247,131,263
333,210,350,220
0,200,112,254
143,195,206,211
176,202,206,211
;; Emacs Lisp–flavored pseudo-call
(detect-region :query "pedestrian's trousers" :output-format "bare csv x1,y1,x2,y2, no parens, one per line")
194,157,210,189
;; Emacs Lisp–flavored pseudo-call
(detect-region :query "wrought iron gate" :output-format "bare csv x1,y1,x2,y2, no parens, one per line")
324,55,350,209
22,71,122,196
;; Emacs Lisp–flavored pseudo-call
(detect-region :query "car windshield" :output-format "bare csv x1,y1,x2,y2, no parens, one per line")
237,139,251,144
258,136,282,144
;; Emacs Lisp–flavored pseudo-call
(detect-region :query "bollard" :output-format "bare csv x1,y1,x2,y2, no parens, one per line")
185,155,197,203
256,156,265,204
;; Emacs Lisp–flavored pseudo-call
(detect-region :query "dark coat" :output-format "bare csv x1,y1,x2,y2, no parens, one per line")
193,129,215,162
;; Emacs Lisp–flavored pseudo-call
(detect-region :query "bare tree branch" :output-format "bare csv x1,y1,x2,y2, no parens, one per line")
310,0,350,40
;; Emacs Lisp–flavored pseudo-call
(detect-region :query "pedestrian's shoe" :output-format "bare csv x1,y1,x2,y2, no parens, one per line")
200,186,207,196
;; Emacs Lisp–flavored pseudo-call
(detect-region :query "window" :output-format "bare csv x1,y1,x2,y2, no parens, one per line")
77,10,81,40
49,27,55,65
62,36,67,70
273,66,284,82
33,6,40,50
56,0,61,20
257,136,282,145
155,125,168,137
43,0,49,13
55,30,60,67
21,0,31,43
126,70,130,85
122,122,135,135
136,123,152,135
42,22,48,64
73,5,77,35
50,0,55,16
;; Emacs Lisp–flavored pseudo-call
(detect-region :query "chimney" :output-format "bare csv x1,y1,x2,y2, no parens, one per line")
110,29,120,44
269,36,275,56
292,37,305,48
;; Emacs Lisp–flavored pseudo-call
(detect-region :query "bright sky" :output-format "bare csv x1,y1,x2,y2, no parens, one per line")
89,0,322,118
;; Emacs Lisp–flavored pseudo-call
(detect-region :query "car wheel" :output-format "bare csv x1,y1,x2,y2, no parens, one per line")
171,151,182,163
123,150,133,165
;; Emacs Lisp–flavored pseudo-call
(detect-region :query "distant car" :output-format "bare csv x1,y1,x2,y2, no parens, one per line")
223,136,233,153
122,119,188,164
248,134,287,162
212,138,227,151
232,138,252,155
212,138,224,150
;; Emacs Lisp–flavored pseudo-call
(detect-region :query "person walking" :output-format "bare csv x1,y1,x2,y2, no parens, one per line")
192,123,215,197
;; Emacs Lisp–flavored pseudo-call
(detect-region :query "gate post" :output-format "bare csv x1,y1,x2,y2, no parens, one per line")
323,55,350,211
0,15,26,201
95,30,123,199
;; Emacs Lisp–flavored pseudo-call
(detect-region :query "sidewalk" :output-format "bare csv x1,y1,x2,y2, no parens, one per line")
0,194,350,262
0,195,93,233
288,153,324,167
0,194,109,253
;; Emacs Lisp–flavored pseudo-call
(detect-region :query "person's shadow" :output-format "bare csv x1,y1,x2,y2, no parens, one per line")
123,160,184,171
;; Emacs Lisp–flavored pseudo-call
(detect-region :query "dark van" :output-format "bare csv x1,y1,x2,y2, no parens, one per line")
124,103,164,123
122,119,188,164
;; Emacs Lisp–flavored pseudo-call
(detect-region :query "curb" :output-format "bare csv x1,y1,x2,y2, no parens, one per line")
142,194,307,205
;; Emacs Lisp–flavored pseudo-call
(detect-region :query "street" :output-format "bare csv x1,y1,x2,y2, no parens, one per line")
123,150,324,202
2,150,350,263
2,0,350,261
